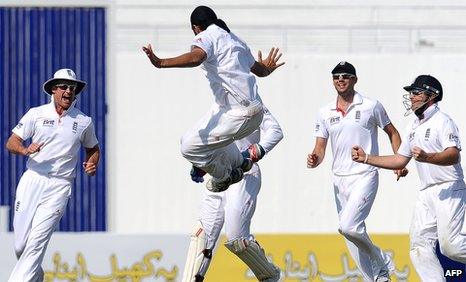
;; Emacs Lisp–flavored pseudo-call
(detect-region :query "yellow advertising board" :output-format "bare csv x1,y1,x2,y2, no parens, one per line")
208,234,418,282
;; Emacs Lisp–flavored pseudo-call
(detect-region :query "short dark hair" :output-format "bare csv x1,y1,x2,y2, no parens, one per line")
190,6,230,33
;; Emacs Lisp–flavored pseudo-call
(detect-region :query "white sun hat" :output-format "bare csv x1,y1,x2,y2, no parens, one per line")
43,68,87,95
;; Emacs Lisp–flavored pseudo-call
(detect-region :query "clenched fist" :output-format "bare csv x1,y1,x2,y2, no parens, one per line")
307,153,319,168
83,162,97,176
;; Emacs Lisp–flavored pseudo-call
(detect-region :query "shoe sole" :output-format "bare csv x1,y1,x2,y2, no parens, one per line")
206,168,244,192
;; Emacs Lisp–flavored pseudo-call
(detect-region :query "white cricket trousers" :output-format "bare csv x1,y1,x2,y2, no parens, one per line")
409,180,466,282
199,165,261,250
180,101,263,182
333,170,392,281
9,170,71,282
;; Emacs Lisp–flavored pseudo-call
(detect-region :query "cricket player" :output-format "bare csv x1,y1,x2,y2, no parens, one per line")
142,5,284,192
6,68,100,282
182,106,283,282
352,75,466,281
307,62,407,281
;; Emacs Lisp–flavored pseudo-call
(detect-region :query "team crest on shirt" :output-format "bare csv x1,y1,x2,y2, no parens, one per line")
449,133,459,142
15,122,23,129
315,124,320,132
409,131,415,141
329,116,340,125
424,128,431,140
355,110,361,122
72,122,78,133
42,119,55,127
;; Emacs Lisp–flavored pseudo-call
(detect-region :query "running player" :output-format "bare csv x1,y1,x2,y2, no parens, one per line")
352,75,466,281
6,68,100,282
307,62,407,281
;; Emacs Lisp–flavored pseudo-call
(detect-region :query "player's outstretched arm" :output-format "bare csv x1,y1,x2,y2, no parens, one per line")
352,145,410,170
6,133,42,156
383,123,409,180
251,47,285,77
142,44,206,68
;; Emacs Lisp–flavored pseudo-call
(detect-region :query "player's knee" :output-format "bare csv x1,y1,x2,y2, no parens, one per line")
338,225,360,240
180,140,191,158
225,230,248,242
180,132,198,156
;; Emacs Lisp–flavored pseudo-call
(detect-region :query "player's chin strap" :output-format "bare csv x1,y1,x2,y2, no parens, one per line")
224,237,280,281
402,92,439,118
182,221,213,282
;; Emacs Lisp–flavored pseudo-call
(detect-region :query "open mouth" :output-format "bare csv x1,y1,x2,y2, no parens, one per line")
337,83,347,89
62,96,72,103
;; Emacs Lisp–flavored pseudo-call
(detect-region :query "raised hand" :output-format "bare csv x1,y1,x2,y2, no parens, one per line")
258,47,285,74
142,44,162,68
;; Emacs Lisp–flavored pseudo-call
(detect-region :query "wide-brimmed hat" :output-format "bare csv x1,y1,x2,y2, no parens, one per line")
43,68,86,95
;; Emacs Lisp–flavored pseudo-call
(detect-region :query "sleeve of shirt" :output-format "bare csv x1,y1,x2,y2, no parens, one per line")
314,110,328,139
258,107,283,153
397,136,412,157
234,33,255,68
12,109,35,140
245,46,256,68
373,101,392,128
81,120,99,148
440,118,462,151
191,33,213,60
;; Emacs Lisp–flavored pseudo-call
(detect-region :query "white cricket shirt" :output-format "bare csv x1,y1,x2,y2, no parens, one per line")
235,106,283,153
192,24,260,108
398,104,464,190
315,92,392,176
12,99,99,179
